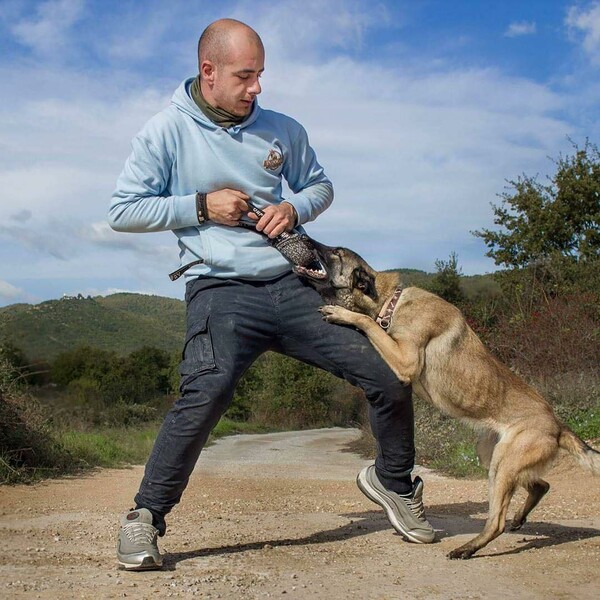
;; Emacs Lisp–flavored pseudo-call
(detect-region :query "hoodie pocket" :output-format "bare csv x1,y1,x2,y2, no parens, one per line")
179,314,216,376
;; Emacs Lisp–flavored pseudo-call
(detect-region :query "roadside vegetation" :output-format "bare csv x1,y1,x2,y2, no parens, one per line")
1,142,599,483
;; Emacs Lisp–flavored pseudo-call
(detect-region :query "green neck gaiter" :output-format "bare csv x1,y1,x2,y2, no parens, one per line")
190,76,249,129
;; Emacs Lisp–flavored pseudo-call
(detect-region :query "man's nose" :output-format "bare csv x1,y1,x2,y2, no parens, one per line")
248,77,261,95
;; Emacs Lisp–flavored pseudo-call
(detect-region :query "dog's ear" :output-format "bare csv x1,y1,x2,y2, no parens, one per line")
352,268,377,300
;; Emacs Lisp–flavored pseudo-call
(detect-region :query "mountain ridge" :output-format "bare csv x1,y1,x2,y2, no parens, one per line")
0,270,497,361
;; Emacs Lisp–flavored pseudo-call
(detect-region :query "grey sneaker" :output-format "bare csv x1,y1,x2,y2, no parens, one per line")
117,508,163,570
357,465,435,544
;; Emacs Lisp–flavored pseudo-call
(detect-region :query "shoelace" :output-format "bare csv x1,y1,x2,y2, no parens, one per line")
406,495,426,521
123,522,157,545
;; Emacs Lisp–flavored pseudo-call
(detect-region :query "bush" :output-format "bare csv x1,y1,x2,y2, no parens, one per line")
428,252,466,306
230,352,363,430
0,357,74,484
485,294,600,377
51,345,173,406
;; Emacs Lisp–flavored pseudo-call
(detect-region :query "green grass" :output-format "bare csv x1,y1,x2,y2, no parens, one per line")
58,426,159,468
566,408,600,441
55,418,270,471
429,441,486,478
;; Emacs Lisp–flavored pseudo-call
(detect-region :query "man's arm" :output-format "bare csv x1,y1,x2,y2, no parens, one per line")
282,123,334,225
108,135,198,233
109,135,250,232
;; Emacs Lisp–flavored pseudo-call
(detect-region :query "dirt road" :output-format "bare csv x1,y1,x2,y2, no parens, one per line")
1,428,599,599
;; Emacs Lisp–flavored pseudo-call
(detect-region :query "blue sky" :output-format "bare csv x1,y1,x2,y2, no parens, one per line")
1,0,599,306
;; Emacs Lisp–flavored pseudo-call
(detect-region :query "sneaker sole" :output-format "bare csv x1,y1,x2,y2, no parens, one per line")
356,469,433,544
118,554,163,571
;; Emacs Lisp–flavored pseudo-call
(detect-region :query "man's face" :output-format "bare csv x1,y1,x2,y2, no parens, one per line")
204,37,264,116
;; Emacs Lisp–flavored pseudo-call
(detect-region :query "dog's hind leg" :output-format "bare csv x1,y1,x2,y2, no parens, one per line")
509,479,550,531
448,431,556,559
476,430,499,471
448,434,522,559
509,432,556,531
447,456,517,560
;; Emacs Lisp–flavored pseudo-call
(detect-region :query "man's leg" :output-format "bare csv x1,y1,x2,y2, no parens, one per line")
269,273,434,542
270,273,414,492
118,277,277,568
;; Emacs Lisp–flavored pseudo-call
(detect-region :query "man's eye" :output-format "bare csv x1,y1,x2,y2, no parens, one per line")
238,74,250,80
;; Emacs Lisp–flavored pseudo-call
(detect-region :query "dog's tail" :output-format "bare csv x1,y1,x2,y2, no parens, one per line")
559,427,600,474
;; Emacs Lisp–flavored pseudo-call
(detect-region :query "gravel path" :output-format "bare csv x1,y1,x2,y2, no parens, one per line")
1,427,599,599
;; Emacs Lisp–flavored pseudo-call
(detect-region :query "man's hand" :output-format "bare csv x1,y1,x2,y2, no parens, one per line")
248,202,297,238
206,189,250,226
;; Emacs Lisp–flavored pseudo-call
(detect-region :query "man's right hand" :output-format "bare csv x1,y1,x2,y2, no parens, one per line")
206,189,250,226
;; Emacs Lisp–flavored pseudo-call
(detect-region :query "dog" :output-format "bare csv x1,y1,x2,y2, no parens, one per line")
294,238,600,559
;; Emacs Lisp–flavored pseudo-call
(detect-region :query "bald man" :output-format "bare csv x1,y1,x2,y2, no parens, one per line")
110,19,434,570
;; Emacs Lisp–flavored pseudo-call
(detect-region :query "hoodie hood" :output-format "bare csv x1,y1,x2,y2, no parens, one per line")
171,77,262,132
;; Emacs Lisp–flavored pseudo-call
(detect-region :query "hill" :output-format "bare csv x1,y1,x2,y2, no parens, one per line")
0,270,499,362
391,269,500,299
0,293,186,361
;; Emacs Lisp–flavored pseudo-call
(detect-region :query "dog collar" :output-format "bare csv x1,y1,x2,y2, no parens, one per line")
376,285,404,330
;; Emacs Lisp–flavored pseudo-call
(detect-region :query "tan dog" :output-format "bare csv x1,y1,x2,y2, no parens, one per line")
295,240,600,559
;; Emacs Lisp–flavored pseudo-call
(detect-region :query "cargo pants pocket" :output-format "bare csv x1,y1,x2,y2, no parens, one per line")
179,314,216,376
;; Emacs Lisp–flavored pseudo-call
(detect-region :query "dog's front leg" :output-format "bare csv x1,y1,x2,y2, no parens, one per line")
319,305,371,328
320,306,420,382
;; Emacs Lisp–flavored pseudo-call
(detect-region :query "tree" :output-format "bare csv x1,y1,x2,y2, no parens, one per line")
51,346,117,387
429,252,465,306
473,141,600,269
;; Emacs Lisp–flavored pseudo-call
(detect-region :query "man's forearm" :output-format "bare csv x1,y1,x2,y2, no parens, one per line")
286,181,334,226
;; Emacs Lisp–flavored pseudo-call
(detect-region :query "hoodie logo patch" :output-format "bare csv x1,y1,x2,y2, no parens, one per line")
263,149,283,171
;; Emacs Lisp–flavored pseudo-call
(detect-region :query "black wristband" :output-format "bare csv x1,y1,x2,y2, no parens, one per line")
196,192,208,223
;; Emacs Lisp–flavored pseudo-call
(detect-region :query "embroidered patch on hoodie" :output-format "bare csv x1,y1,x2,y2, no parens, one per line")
263,149,283,170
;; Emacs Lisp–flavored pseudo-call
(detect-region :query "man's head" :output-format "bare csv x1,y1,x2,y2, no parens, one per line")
198,19,265,117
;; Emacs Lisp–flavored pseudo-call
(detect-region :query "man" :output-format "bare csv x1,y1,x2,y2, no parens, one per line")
109,18,434,571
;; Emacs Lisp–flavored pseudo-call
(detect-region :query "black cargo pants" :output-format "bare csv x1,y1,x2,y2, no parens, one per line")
135,272,415,534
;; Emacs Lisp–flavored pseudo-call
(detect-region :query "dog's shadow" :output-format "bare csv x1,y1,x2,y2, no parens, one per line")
429,500,600,558
162,501,599,568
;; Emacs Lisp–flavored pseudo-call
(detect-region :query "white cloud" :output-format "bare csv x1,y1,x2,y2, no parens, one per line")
0,0,589,306
504,21,537,37
0,279,26,302
10,0,84,56
9,209,32,222
566,1,600,64
233,0,390,59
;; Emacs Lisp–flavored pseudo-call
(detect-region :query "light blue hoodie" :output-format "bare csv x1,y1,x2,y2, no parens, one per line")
109,78,334,280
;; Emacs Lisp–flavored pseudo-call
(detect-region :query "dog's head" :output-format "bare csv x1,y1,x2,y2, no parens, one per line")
295,238,381,315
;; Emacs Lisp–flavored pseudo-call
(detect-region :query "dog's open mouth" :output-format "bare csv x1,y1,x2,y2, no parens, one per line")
294,256,328,281
277,233,328,281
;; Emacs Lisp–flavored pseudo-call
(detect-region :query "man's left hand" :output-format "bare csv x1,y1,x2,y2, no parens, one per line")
248,202,297,238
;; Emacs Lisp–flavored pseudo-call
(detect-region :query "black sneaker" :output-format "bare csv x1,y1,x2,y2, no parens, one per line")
357,465,435,543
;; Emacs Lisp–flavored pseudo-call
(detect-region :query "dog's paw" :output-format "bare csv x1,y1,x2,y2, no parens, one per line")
509,518,524,531
319,305,357,325
447,546,476,560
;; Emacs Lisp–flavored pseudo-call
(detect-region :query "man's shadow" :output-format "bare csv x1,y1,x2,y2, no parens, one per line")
163,500,599,568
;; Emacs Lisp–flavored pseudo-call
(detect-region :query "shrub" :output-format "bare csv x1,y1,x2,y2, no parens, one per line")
0,357,74,484
486,294,599,377
229,352,363,430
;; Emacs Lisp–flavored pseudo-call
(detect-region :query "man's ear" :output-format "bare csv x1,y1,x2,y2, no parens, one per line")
200,60,215,84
